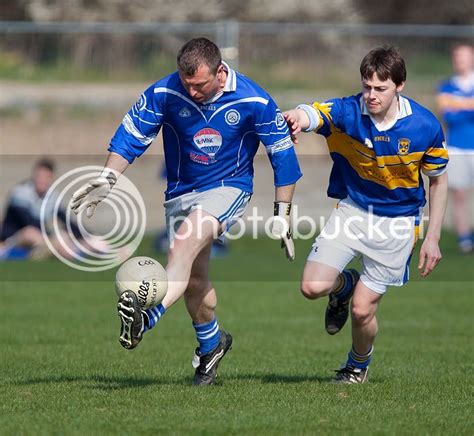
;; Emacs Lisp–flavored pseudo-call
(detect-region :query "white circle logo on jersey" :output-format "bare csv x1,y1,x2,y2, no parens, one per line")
276,112,286,129
193,128,223,158
225,109,240,125
40,166,146,272
135,94,147,112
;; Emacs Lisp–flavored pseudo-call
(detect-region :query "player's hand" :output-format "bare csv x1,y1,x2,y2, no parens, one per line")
418,237,442,278
271,201,295,261
283,110,302,144
70,169,117,218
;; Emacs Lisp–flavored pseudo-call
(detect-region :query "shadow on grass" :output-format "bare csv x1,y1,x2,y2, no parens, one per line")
12,373,190,389
227,372,334,384
12,372,339,389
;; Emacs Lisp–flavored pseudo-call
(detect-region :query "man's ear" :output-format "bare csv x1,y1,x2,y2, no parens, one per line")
396,81,406,94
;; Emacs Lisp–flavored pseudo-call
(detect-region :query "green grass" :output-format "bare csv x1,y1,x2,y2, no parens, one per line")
1,233,473,435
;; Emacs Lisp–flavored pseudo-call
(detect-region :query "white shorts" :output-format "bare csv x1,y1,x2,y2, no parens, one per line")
164,186,252,244
447,147,474,190
307,198,419,294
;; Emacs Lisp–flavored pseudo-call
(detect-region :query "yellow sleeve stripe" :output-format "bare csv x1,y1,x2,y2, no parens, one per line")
425,147,449,159
312,102,333,125
422,162,447,171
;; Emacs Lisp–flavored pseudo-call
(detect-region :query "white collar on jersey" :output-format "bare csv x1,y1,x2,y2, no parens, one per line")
360,95,412,132
204,61,237,104
452,72,474,93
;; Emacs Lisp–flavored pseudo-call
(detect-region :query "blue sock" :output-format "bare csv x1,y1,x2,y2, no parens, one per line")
143,303,166,332
193,319,221,355
346,344,373,369
333,270,356,300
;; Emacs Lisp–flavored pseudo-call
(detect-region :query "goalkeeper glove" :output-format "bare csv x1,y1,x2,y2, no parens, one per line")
70,168,118,218
271,201,295,261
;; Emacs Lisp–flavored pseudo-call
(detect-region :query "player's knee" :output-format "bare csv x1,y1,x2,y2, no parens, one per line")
21,226,43,245
351,305,373,326
300,280,333,300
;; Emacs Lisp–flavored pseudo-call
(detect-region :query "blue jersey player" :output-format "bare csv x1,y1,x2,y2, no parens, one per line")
285,46,449,383
437,43,474,253
71,38,302,385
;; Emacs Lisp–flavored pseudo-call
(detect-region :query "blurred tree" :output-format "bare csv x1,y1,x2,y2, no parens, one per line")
0,0,30,20
354,0,473,25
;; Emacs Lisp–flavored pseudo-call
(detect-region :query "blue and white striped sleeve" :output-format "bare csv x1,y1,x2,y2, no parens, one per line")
108,84,164,164
255,98,302,186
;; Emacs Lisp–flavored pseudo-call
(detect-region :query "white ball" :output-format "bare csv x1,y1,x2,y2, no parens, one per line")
115,256,168,309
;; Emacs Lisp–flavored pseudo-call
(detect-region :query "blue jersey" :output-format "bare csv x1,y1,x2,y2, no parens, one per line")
109,64,302,199
302,94,448,217
438,74,474,150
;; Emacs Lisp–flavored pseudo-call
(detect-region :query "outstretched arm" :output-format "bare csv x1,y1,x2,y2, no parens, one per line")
283,108,312,144
418,172,448,278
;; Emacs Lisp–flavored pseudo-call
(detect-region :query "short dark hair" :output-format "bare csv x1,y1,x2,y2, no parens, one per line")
177,37,222,76
360,46,407,86
34,157,55,172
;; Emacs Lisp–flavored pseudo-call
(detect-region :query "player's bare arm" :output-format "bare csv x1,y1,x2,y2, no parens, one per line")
104,151,130,174
418,172,448,278
437,93,474,112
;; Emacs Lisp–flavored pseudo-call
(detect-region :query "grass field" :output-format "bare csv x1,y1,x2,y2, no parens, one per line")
1,233,473,435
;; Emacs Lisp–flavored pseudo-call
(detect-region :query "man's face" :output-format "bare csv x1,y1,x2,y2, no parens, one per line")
361,73,404,116
33,167,54,196
452,45,473,76
179,63,224,104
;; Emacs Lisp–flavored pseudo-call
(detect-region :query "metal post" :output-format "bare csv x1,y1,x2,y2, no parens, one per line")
216,20,240,69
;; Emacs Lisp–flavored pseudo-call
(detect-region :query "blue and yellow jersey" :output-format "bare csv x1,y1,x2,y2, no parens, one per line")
300,94,448,217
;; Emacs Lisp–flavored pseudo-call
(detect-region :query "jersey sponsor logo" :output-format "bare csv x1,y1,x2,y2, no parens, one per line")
189,152,211,165
179,106,191,118
193,128,222,160
374,135,390,142
268,136,293,154
275,112,286,129
134,94,147,112
225,109,240,125
398,138,411,156
200,104,216,111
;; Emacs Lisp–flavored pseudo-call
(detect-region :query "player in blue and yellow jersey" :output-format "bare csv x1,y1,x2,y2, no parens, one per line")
70,38,302,385
437,43,474,253
285,46,448,383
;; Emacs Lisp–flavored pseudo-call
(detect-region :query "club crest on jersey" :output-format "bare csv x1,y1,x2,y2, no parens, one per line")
398,138,411,155
193,128,222,162
134,94,147,112
179,107,191,118
275,112,286,129
225,109,240,125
